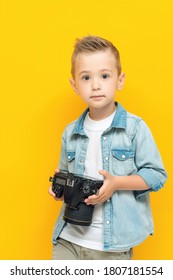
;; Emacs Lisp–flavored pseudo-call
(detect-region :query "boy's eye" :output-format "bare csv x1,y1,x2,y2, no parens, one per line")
82,75,90,81
101,74,109,79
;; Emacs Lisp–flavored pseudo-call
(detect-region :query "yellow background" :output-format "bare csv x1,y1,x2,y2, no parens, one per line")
0,0,172,259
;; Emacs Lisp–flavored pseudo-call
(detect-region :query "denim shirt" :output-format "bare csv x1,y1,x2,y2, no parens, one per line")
52,102,167,251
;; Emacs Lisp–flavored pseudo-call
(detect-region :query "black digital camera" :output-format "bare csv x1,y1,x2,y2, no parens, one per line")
49,171,103,226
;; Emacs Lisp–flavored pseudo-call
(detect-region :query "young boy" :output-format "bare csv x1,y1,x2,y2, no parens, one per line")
49,35,167,260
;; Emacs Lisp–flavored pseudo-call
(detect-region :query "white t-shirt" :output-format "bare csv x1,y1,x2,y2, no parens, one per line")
59,110,116,250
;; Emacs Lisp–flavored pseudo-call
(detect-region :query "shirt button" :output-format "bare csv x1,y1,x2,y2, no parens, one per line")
103,136,107,140
122,154,126,159
106,220,110,225
107,199,110,202
105,156,109,161
67,156,71,160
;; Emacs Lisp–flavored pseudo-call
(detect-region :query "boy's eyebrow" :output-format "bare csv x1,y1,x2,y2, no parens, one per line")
78,69,113,75
99,69,113,73
78,70,90,75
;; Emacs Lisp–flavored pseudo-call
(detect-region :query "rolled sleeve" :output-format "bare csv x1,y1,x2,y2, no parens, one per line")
133,120,167,198
138,168,164,191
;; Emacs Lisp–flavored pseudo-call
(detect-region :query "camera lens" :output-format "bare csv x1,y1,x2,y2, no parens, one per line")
63,203,94,226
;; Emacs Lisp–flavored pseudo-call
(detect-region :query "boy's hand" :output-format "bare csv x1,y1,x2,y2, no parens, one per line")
48,169,64,201
84,170,117,205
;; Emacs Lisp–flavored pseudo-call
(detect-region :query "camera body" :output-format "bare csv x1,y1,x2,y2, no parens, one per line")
49,171,103,226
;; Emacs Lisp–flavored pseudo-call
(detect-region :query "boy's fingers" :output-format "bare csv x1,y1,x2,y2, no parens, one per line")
99,169,109,178
54,168,60,173
48,186,55,197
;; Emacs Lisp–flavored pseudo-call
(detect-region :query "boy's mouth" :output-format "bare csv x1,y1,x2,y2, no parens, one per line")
90,95,105,99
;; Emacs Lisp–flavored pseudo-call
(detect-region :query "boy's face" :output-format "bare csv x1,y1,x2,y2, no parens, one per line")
70,49,125,119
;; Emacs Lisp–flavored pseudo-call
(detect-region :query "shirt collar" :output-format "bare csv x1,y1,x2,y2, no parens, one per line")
72,102,127,136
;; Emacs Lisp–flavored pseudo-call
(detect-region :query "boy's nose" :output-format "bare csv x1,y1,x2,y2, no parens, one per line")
92,78,101,91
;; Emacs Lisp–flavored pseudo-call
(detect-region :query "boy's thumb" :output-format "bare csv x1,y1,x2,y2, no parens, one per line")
99,170,108,178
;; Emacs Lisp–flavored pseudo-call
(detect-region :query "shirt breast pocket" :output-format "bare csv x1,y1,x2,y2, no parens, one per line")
66,151,75,172
111,149,135,175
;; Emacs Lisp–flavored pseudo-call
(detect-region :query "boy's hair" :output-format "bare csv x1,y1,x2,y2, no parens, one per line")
71,35,121,78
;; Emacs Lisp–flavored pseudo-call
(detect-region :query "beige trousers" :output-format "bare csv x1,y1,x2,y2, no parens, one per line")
52,238,133,260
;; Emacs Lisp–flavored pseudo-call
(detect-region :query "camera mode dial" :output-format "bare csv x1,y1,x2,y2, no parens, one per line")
83,184,91,194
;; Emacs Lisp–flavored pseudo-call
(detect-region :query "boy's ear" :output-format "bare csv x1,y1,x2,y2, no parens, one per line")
69,78,79,94
117,72,125,90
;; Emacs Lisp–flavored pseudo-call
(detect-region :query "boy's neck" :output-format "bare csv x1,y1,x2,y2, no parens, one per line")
89,103,117,121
